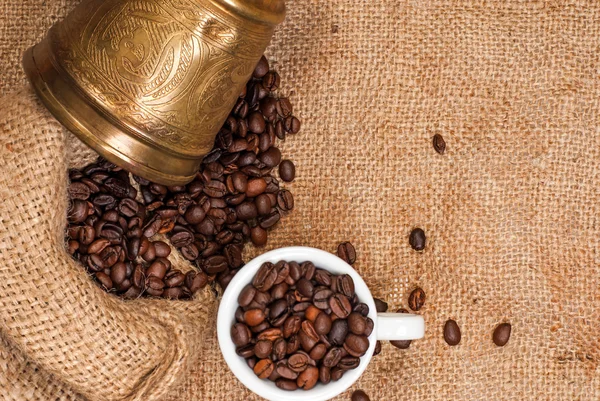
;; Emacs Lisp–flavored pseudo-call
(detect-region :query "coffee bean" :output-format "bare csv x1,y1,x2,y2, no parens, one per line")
68,200,89,223
337,242,356,264
184,205,206,225
374,297,388,313
330,294,352,318
338,274,355,297
432,133,446,155
277,189,294,211
493,323,511,346
343,334,369,357
254,359,274,379
409,227,426,251
373,340,382,355
278,160,295,182
328,319,348,346
262,71,280,91
284,116,301,134
352,390,371,401
254,340,273,359
244,309,266,327
246,178,267,197
313,288,333,310
68,182,91,200
348,313,367,335
250,226,267,247
259,147,281,168
276,379,298,391
314,312,332,336
408,287,426,311
232,323,252,347
185,271,208,293
296,366,318,390
253,55,269,78
444,319,461,346
203,255,228,274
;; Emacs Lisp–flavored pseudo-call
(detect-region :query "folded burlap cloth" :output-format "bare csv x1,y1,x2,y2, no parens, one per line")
2,1,600,400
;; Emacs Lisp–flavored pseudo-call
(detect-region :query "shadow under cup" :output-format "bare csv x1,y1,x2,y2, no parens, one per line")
217,247,423,401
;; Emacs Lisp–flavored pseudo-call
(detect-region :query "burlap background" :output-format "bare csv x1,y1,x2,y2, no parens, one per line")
2,1,600,400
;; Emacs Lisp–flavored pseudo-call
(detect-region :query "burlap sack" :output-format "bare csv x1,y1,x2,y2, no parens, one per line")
2,1,600,400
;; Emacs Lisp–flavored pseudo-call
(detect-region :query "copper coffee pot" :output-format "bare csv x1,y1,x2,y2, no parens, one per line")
23,0,285,185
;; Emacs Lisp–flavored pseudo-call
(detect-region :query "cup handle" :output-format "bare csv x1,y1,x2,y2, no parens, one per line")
376,313,425,341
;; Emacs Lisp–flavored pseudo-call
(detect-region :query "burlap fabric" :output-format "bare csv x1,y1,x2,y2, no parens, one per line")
2,1,600,400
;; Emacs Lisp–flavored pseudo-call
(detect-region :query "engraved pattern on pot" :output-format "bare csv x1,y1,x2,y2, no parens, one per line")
50,0,272,153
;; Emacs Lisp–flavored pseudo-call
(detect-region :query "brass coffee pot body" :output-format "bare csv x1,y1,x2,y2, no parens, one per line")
24,0,285,184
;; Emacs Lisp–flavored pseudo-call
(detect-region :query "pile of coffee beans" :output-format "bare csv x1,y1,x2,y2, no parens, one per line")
65,55,299,299
231,260,372,391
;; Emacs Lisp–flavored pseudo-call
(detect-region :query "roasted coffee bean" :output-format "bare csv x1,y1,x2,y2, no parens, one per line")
276,378,298,391
322,347,344,368
262,71,280,91
277,189,294,211
238,284,257,307
253,55,269,78
68,200,89,223
296,366,318,390
146,259,168,279
287,335,300,354
319,365,331,384
409,227,426,251
374,297,388,313
273,338,287,361
373,340,382,355
348,313,367,335
184,205,206,225
363,318,374,337
165,271,185,287
69,182,91,200
251,321,272,334
278,160,296,182
337,242,356,265
244,309,266,326
444,319,461,346
110,262,128,285
253,262,278,292
259,210,281,229
203,255,228,274
284,116,301,134
309,343,327,361
352,390,371,401
232,323,252,347
353,303,369,317
328,319,348,346
493,323,511,346
314,312,332,336
254,340,273,359
254,359,274,379
283,315,302,338
343,334,370,357
299,330,318,352
339,356,360,370
288,352,309,372
313,288,333,310
408,287,426,311
185,271,208,293
304,305,321,322
432,133,446,154
330,294,352,318
259,147,282,168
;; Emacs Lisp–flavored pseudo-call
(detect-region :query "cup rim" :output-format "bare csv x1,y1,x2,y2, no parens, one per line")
217,246,377,401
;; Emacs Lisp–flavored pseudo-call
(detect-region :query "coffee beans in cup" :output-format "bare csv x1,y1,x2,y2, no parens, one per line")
231,260,372,390
66,56,300,299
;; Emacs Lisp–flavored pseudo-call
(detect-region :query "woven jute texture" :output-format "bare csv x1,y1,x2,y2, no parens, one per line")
2,1,600,400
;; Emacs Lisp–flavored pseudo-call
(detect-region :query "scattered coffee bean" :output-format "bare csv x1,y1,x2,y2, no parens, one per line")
233,260,370,390
352,390,371,401
337,242,356,264
432,133,446,155
373,297,388,313
65,56,299,300
408,287,426,311
493,322,511,346
444,319,461,346
279,160,296,182
409,227,426,251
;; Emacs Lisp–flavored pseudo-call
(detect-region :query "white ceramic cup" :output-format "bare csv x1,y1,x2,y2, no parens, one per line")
217,247,425,401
